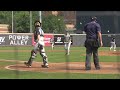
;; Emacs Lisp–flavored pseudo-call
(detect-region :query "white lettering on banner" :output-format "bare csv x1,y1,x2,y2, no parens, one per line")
44,41,50,43
9,35,29,45
10,40,28,45
17,35,21,40
9,35,29,40
44,38,51,40
44,38,51,44
0,37,5,44
24,40,27,45
9,35,17,40
57,37,61,42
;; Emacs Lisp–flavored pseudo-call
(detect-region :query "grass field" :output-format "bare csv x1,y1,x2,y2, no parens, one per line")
0,46,120,79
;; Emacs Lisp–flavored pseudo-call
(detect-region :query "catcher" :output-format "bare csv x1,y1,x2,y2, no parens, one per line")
24,20,49,68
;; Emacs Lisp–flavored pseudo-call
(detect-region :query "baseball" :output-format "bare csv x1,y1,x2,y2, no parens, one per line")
80,22,82,25
108,30,109,32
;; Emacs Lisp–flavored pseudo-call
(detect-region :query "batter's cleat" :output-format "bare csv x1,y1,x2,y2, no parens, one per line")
85,67,91,70
65,53,69,55
95,66,100,70
41,64,49,68
67,53,69,55
24,62,31,67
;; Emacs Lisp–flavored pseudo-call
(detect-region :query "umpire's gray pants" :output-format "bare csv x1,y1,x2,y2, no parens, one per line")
85,46,100,69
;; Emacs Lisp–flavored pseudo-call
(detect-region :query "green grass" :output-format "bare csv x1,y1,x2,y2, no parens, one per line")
0,46,119,62
0,46,119,79
0,70,119,79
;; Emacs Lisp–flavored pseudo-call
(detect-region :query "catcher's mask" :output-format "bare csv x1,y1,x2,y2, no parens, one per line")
91,16,97,21
34,20,41,27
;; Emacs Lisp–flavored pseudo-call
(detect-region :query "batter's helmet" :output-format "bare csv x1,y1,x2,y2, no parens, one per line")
91,16,97,21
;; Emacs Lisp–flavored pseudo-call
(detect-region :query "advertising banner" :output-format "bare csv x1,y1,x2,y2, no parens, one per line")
54,35,64,45
54,35,73,45
0,34,32,46
32,34,54,46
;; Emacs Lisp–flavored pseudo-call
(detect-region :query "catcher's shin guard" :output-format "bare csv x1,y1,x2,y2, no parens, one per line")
31,49,37,59
40,52,48,64
43,56,48,65
26,49,37,66
41,56,49,68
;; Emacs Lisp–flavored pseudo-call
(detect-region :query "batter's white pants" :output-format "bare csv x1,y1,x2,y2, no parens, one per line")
64,41,71,55
110,42,116,51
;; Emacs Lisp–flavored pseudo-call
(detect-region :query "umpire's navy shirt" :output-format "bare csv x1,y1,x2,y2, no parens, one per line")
84,21,101,40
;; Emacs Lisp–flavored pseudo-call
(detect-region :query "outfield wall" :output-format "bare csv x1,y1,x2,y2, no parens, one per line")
71,34,120,47
0,33,120,47
102,34,120,47
0,33,32,46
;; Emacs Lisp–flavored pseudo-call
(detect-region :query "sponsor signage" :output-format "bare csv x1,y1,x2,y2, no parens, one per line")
32,34,54,46
0,34,32,46
54,35,73,45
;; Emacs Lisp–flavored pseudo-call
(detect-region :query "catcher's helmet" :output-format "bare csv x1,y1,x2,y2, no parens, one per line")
34,20,41,27
91,16,97,21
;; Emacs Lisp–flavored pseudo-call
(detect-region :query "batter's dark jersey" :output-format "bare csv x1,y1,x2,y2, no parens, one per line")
111,38,115,42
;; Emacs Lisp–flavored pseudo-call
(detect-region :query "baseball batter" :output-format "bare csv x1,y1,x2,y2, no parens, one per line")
50,37,54,50
110,37,116,51
64,31,71,55
24,20,49,68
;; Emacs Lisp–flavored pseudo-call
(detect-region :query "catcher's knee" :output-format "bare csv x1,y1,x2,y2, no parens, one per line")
43,55,47,59
40,52,46,57
38,44,43,50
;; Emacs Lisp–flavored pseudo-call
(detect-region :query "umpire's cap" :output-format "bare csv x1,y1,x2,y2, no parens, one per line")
34,20,41,27
91,16,97,21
